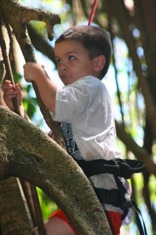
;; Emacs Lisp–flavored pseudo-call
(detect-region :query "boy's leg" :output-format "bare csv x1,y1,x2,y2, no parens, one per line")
44,216,75,235
33,210,76,235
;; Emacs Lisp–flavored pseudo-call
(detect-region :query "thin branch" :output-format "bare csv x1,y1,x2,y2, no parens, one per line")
115,120,156,175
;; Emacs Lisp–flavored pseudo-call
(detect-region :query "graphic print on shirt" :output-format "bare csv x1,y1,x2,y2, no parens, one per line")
61,122,83,161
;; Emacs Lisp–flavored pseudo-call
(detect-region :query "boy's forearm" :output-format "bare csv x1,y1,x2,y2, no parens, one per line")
34,75,57,113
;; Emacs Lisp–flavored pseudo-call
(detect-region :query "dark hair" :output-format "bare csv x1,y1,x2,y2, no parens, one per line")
55,25,112,79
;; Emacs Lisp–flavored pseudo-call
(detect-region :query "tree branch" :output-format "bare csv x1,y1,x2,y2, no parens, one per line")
115,120,156,175
0,0,65,148
0,106,112,235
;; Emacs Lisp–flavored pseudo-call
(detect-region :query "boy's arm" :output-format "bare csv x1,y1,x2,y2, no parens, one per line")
24,63,57,113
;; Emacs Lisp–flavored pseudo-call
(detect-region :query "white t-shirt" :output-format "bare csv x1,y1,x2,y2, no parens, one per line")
52,75,131,215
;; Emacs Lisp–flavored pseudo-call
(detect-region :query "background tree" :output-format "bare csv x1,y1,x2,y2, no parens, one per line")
0,0,156,235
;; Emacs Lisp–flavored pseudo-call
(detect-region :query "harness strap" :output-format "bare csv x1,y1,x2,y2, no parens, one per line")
75,158,145,178
75,157,147,235
94,176,128,211
114,175,129,220
94,187,147,235
94,187,124,207
131,200,147,235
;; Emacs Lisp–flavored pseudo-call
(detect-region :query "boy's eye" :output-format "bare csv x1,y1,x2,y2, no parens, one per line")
56,58,61,64
69,55,75,60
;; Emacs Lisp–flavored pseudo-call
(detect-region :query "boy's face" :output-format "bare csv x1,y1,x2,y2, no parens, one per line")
54,40,100,85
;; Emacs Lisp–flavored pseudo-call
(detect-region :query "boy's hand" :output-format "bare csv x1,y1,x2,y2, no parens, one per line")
1,80,22,111
23,63,46,82
24,62,56,113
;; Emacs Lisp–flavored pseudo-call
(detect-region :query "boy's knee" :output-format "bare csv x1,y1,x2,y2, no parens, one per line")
45,217,75,235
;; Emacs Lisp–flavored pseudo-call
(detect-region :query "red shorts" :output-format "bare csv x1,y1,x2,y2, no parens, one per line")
105,211,122,235
49,209,122,235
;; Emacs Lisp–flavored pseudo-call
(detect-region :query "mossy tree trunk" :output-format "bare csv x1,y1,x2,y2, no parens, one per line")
0,106,112,235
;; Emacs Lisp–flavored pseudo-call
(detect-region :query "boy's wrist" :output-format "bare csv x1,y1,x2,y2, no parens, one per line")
31,66,49,85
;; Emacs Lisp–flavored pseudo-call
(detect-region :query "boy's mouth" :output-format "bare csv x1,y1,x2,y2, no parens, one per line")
61,75,71,81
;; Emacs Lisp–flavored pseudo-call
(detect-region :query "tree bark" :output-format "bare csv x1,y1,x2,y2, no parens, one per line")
0,106,112,235
0,178,32,235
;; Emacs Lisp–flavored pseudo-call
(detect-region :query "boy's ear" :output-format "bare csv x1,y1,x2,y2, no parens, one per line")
94,55,106,72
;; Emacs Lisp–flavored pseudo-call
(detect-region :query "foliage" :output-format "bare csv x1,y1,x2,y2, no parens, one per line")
37,188,59,220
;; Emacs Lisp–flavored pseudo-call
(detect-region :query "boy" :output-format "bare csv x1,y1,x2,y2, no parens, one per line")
2,25,131,235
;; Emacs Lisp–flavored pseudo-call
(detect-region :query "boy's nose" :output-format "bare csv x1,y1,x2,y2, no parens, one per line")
60,60,68,71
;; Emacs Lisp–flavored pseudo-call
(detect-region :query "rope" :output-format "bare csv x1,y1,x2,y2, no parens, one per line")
88,0,99,25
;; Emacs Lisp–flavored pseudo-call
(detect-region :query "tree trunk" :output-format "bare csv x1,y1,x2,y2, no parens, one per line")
0,106,112,235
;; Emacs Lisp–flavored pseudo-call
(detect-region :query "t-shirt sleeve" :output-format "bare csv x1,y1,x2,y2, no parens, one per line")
51,83,90,123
